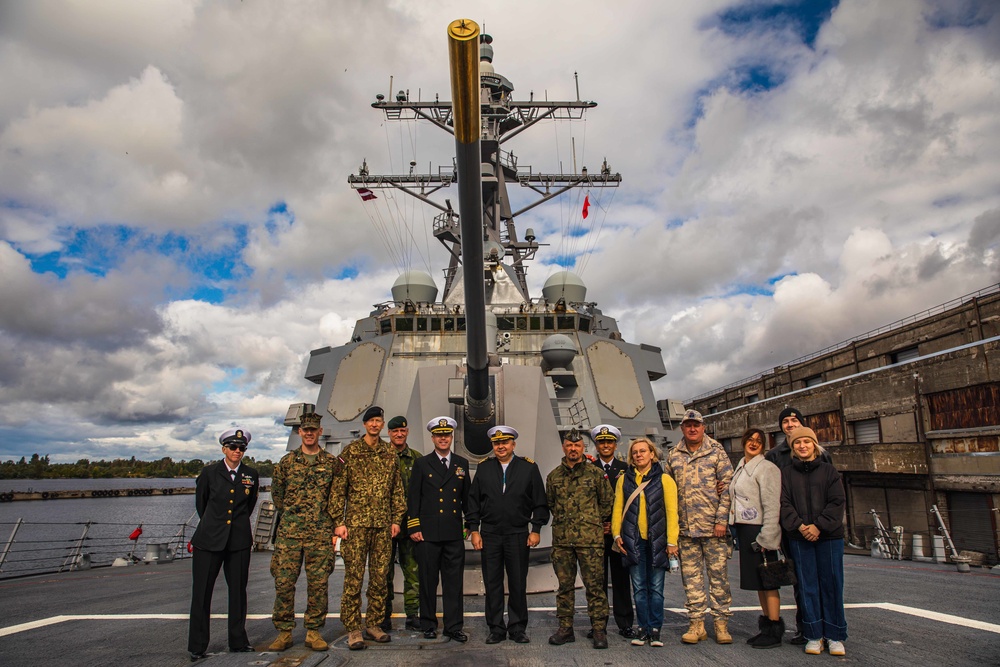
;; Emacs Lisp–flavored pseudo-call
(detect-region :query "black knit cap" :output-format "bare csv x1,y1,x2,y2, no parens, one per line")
778,407,804,428
362,406,384,423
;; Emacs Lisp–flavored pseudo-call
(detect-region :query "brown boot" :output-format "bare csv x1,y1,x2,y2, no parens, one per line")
592,629,608,649
267,630,293,651
304,630,328,651
714,618,733,644
363,625,391,643
347,630,366,650
681,619,708,644
548,626,575,645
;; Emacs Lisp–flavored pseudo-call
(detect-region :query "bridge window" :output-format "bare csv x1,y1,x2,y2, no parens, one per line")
544,316,555,330
557,316,575,330
515,316,528,331
579,317,591,332
380,319,392,335
530,317,542,331
457,318,466,332
431,317,442,331
497,317,515,331
395,317,413,332
416,317,429,332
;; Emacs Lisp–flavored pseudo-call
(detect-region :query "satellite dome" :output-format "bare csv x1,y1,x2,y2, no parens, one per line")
391,270,438,304
542,271,587,304
541,334,577,369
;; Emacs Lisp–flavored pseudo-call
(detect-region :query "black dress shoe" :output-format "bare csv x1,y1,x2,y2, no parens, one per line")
405,615,420,630
230,645,254,652
510,631,530,644
423,629,438,639
619,626,637,639
443,630,469,643
586,628,594,639
189,652,207,662
485,631,506,644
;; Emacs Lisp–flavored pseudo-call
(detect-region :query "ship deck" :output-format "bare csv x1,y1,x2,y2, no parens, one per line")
1,551,998,666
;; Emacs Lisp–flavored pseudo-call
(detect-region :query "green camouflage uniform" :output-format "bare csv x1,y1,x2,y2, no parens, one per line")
546,457,614,630
386,444,421,619
270,447,342,630
664,436,734,621
329,436,406,632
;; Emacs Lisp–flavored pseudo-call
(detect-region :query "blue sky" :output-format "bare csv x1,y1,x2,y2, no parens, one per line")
0,0,997,462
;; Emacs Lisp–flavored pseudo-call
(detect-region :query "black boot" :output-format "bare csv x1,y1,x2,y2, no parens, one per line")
746,615,767,644
752,618,784,649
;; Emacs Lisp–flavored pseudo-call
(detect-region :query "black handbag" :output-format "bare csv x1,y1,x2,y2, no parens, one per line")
758,549,797,588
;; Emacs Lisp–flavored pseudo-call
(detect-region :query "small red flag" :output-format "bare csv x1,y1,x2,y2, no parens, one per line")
357,187,377,202
582,194,590,219
187,541,194,554
129,526,143,540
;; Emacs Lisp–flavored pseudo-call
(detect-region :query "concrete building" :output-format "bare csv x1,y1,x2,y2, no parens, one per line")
683,284,1000,566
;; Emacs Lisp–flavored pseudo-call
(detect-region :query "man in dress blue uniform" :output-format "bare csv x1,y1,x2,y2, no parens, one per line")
590,424,636,638
407,416,471,641
187,427,260,661
467,425,549,644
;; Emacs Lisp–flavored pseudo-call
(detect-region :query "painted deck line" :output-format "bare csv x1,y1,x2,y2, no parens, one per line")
2,603,998,637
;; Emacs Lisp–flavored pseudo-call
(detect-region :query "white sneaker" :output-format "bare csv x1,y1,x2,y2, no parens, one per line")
805,638,824,654
827,640,845,656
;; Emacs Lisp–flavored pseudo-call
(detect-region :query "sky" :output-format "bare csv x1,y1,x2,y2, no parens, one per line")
0,0,998,464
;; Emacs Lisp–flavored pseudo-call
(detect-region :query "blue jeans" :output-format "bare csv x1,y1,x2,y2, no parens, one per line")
787,538,848,642
629,538,666,632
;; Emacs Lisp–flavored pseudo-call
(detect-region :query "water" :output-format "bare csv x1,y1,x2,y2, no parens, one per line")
0,478,272,578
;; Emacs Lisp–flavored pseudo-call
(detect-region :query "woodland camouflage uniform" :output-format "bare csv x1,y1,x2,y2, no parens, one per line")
386,444,421,620
270,447,342,631
329,436,406,632
546,457,615,630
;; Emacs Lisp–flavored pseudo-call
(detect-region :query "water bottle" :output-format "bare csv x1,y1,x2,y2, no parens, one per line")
669,555,680,573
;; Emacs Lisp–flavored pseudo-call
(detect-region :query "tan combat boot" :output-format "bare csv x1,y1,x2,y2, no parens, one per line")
267,630,293,651
304,629,328,651
363,625,391,643
347,629,366,650
681,619,708,644
714,618,733,644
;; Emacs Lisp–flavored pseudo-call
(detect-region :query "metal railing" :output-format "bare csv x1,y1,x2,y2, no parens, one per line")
0,514,197,579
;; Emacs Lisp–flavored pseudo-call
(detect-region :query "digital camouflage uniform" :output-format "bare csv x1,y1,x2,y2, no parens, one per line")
665,436,734,621
270,447,341,631
329,436,406,632
386,444,421,619
546,457,615,630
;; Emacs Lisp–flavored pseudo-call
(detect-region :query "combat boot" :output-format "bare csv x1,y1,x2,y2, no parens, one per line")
681,619,707,644
304,630,328,651
364,625,391,643
592,629,608,649
347,630,366,650
714,618,733,644
267,631,293,651
548,626,575,645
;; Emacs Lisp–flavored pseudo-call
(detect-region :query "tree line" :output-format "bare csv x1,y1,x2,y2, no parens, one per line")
0,453,276,480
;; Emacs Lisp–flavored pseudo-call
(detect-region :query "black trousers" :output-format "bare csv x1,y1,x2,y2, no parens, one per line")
781,532,805,630
416,539,466,632
481,532,529,635
188,546,251,652
603,534,634,630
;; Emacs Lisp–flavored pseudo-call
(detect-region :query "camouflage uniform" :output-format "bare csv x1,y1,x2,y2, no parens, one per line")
329,436,406,632
546,457,614,630
270,447,341,631
386,444,421,619
665,436,734,621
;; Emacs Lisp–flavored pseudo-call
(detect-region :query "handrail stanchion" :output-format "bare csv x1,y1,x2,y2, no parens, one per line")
0,518,23,573
62,521,91,572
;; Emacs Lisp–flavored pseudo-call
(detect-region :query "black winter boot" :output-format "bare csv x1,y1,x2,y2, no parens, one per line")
746,615,768,644
752,618,784,649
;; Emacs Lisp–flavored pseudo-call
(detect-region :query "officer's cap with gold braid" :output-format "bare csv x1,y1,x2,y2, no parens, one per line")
427,416,457,434
487,425,518,442
219,427,251,446
590,424,621,442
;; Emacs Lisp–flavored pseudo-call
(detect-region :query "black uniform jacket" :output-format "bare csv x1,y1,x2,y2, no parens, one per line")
591,456,628,521
466,455,549,536
191,461,259,551
407,452,471,542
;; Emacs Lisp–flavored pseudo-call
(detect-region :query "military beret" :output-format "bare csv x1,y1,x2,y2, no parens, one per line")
427,416,457,434
219,427,251,446
681,409,704,424
488,425,518,441
299,413,322,429
564,428,583,442
362,406,384,423
591,424,621,442
387,415,408,430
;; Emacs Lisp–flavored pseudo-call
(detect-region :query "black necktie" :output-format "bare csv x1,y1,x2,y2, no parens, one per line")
230,470,236,482
604,463,611,474
441,457,448,470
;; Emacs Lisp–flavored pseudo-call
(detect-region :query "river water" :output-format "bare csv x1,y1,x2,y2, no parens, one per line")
0,478,272,578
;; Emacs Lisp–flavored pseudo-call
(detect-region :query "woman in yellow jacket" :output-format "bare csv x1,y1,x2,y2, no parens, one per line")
612,437,679,647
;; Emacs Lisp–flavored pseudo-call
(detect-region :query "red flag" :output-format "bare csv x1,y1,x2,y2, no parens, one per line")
582,194,590,219
187,541,194,553
129,526,143,540
357,187,377,202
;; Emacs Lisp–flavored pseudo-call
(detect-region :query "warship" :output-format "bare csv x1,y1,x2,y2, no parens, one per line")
282,20,673,587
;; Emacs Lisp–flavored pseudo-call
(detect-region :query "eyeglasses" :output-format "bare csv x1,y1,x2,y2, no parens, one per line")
225,444,247,452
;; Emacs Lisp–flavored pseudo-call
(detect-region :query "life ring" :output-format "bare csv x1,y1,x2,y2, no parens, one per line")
41,491,49,500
